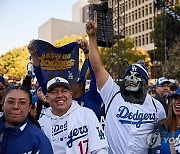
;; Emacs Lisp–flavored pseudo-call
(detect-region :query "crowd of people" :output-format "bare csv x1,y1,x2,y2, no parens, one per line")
0,13,180,154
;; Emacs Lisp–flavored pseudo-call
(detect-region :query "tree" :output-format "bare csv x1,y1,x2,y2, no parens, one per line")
0,47,30,79
162,38,180,81
100,37,152,80
152,4,180,63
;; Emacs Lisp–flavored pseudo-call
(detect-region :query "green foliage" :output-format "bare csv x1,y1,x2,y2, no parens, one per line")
162,38,180,80
153,4,180,62
99,37,151,80
0,47,30,79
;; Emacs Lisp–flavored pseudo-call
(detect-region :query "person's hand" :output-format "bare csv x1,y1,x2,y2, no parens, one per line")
37,87,47,103
76,39,89,51
27,40,37,56
86,11,97,37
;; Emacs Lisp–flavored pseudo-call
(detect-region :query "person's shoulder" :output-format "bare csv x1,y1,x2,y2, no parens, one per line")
78,106,97,118
26,122,48,138
152,96,164,107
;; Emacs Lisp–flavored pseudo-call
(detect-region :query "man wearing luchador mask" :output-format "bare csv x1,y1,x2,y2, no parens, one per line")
86,13,166,154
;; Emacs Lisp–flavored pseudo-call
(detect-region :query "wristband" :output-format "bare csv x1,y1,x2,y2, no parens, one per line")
84,50,89,54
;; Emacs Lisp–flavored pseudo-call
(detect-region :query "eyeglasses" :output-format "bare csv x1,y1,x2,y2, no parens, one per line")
159,85,170,88
5,98,30,108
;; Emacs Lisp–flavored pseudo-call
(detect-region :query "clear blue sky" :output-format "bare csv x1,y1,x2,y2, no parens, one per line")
0,0,87,56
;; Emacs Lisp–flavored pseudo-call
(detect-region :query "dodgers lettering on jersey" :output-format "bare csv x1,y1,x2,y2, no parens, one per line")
51,121,67,143
96,127,106,140
116,106,156,128
67,125,88,148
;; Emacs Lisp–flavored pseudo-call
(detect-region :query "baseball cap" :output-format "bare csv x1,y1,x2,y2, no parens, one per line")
124,60,149,83
0,76,5,86
47,77,71,92
156,77,171,86
171,88,180,98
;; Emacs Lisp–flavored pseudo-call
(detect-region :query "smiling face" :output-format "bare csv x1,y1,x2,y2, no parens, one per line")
3,89,31,125
172,96,180,116
46,85,73,117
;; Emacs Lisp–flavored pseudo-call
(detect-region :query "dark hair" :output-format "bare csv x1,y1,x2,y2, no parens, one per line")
2,86,41,128
3,85,32,105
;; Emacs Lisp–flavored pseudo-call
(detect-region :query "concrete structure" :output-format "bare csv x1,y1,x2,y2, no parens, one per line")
72,0,89,23
38,18,86,44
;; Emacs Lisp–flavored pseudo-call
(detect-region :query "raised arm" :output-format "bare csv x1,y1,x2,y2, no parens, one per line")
27,40,40,67
86,12,109,90
27,40,47,94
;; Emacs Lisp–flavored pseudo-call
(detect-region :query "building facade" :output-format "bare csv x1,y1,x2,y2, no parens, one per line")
109,0,154,51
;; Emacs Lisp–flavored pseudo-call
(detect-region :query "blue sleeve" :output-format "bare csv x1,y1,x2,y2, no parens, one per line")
36,134,54,154
33,65,47,94
88,59,103,105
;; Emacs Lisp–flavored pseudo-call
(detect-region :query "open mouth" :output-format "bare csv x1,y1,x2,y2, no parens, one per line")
56,100,65,105
175,104,180,112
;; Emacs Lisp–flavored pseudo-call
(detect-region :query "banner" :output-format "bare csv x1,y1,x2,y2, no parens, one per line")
31,40,79,84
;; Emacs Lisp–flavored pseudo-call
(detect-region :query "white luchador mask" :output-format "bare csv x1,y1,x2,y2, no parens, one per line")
124,71,142,91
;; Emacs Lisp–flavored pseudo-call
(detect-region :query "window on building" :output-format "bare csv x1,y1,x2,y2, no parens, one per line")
138,8,141,18
146,19,148,30
138,22,141,32
129,13,131,22
126,14,128,24
129,1,131,9
138,0,141,5
132,1,134,8
135,0,138,6
142,35,145,45
139,36,141,46
149,18,153,29
145,5,148,15
149,3,153,14
126,2,128,11
132,25,135,34
135,37,138,46
146,33,149,44
142,7,145,17
126,29,128,36
142,20,145,31
135,10,138,20
128,26,131,35
132,11,134,21
135,23,138,33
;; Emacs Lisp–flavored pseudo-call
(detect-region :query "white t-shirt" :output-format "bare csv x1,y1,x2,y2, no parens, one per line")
100,75,166,154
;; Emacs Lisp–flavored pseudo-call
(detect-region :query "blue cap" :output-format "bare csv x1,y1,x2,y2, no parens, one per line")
156,77,171,86
124,62,149,83
171,88,180,98
0,76,5,86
